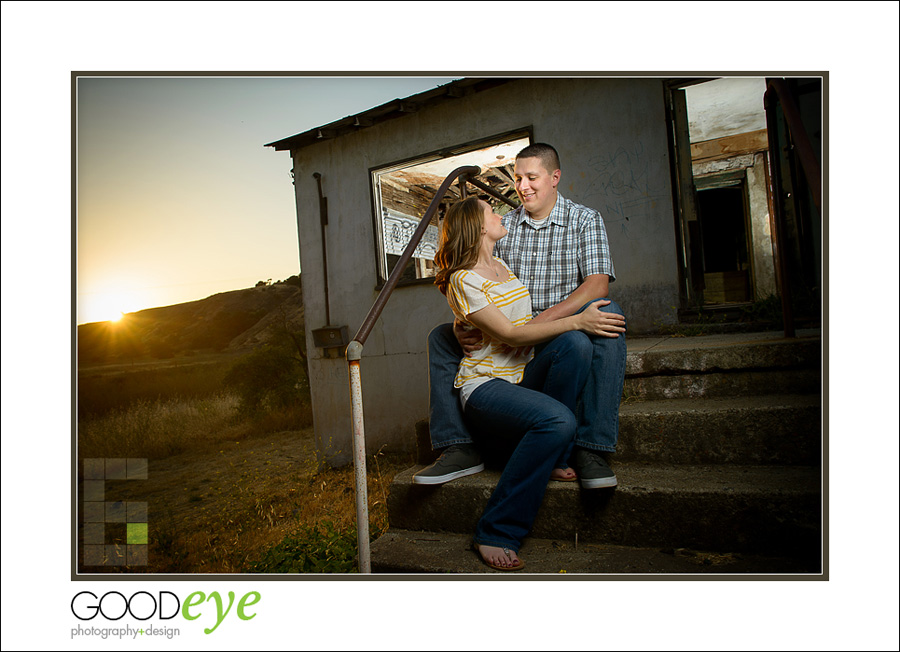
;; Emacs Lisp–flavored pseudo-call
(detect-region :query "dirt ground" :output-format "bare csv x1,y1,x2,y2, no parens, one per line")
78,428,407,574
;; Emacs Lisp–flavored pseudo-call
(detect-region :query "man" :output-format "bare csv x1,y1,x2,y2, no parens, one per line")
415,143,627,489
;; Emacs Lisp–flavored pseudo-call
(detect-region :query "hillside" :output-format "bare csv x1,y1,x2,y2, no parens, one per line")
77,278,305,365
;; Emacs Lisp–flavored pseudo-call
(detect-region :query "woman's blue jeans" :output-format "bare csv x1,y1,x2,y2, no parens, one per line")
427,299,626,453
465,331,592,552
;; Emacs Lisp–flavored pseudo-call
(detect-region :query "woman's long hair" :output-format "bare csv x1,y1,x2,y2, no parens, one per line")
434,197,483,296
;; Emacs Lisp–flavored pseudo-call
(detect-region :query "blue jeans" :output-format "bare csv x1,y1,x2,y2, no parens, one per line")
427,299,627,453
465,331,592,551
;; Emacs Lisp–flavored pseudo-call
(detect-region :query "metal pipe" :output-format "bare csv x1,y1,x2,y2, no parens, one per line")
313,173,331,325
347,353,370,573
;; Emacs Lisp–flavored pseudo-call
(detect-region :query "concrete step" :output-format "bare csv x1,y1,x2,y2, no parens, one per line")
617,393,821,465
624,330,821,400
626,330,820,376
419,393,821,466
625,367,820,401
417,330,822,464
387,463,821,560
370,529,821,575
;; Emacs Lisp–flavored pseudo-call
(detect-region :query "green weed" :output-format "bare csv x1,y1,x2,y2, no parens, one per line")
247,521,361,573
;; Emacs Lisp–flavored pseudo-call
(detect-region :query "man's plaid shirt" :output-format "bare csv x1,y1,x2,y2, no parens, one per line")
494,193,616,316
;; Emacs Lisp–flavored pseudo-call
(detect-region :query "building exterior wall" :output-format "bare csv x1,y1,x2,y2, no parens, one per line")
289,78,680,466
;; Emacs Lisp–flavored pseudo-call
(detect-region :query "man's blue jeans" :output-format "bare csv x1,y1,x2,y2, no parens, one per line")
465,331,591,551
427,299,627,453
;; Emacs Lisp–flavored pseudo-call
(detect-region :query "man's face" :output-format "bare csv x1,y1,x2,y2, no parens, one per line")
514,156,560,219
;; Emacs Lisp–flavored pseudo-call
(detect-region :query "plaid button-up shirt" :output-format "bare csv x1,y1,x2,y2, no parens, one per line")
494,193,615,316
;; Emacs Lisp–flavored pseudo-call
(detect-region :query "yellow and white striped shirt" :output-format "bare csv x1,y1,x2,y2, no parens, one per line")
446,258,535,407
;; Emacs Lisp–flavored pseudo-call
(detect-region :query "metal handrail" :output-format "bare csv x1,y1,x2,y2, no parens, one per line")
345,164,491,573
764,79,822,339
349,166,481,349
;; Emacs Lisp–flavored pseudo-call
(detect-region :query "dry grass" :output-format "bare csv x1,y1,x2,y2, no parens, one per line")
93,428,410,574
78,392,412,573
77,351,414,574
79,394,243,459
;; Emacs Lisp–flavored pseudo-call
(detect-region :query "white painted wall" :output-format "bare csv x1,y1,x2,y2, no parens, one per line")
685,77,767,142
287,78,680,465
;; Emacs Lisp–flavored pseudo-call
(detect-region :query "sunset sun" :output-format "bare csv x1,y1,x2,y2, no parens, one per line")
83,288,141,325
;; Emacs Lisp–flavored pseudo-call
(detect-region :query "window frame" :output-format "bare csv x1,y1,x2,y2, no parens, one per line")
369,128,533,290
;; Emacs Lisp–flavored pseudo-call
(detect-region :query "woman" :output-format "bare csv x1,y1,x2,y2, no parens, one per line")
435,196,616,571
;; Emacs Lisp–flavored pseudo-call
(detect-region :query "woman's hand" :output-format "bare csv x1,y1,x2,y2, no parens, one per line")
575,300,627,338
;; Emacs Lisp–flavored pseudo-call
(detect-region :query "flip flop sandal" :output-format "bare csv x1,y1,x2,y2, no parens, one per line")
475,544,526,572
551,468,578,482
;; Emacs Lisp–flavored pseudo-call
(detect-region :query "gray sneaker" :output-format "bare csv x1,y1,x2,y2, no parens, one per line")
413,444,484,485
574,448,617,489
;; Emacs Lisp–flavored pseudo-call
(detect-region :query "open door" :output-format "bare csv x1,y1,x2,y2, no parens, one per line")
666,84,703,309
667,77,777,313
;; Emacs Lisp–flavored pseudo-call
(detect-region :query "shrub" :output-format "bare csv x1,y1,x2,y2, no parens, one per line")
246,521,359,573
224,345,307,417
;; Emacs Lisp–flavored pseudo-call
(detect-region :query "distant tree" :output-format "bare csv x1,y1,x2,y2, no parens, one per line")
283,275,302,290
224,345,304,415
223,292,309,416
274,302,309,392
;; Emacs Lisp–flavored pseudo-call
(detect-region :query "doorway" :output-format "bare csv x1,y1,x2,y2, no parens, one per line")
667,77,773,309
695,181,751,303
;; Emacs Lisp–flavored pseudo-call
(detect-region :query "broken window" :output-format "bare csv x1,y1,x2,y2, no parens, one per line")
371,132,530,286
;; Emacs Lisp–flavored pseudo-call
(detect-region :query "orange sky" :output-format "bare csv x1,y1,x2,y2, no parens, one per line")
75,75,457,324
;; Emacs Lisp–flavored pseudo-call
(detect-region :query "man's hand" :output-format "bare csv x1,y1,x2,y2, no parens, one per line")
576,299,627,338
453,318,484,356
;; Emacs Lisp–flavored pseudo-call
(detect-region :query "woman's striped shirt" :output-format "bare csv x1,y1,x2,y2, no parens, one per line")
446,258,535,407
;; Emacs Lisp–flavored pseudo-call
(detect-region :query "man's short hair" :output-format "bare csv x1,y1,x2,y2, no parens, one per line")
516,143,561,173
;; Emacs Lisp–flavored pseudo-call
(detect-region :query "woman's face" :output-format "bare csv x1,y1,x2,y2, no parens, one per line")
480,200,507,242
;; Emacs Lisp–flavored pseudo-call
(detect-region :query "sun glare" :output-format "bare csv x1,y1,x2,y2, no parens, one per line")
83,289,139,325
80,276,160,324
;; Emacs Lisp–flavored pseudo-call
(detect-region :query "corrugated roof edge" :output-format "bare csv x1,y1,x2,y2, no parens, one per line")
264,78,515,152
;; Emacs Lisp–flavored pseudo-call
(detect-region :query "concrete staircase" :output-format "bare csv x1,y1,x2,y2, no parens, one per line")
371,329,823,574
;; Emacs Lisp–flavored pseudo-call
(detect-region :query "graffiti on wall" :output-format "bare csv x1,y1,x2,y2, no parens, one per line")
583,142,668,238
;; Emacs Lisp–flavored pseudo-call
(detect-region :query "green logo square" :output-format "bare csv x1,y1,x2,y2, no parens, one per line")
127,522,148,545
